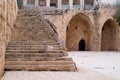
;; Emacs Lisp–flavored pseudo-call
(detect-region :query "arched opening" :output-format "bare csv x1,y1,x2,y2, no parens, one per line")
62,0,69,9
66,13,92,51
84,0,94,10
79,39,86,51
101,19,116,51
73,0,80,9
50,0,58,8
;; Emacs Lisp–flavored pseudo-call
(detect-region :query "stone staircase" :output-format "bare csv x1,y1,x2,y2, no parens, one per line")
5,41,76,71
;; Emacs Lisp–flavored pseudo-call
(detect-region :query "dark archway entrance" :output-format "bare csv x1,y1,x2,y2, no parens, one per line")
101,19,116,51
79,39,86,51
66,13,92,51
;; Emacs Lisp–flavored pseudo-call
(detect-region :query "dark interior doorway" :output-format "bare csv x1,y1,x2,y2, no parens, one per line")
79,39,86,51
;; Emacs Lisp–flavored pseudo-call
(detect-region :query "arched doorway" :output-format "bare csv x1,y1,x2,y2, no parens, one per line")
79,39,86,51
66,13,93,51
101,19,116,51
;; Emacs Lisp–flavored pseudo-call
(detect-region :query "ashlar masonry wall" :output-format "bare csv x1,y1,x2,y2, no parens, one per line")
0,0,18,78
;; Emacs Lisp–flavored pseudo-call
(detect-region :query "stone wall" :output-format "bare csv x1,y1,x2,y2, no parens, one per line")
0,0,18,78
116,26,120,51
44,8,119,51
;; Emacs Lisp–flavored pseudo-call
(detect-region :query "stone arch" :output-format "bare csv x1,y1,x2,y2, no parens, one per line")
101,19,117,51
66,13,93,51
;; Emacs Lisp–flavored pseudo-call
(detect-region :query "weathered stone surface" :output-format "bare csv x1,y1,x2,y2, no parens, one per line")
0,0,18,78
44,7,120,51
5,41,76,71
10,10,58,42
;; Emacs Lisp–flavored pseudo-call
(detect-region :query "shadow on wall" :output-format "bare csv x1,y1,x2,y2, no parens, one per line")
101,19,117,51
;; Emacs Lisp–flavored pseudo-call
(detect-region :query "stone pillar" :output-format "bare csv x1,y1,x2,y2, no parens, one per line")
69,0,73,9
23,0,27,6
80,0,84,10
35,0,39,6
46,0,50,7
58,0,62,9
82,0,84,9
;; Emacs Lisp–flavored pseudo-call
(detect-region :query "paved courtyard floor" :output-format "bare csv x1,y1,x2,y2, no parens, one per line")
69,51,120,79
2,52,120,80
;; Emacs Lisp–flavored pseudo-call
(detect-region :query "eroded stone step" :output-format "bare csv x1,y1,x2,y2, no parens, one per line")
5,64,76,71
5,56,73,61
6,46,63,50
5,61,74,65
6,50,64,53
7,45,62,47
5,52,68,57
8,42,58,45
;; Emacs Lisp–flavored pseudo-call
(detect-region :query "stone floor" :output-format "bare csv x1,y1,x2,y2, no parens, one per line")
2,52,120,80
69,51,120,79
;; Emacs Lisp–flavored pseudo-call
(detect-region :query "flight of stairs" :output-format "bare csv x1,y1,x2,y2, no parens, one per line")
5,41,76,71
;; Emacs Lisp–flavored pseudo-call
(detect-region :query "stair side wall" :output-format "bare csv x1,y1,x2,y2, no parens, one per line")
0,0,18,78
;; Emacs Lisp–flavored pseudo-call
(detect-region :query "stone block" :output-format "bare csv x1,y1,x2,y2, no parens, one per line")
0,0,18,78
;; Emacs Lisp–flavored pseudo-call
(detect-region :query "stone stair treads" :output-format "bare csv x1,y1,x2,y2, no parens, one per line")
5,41,76,71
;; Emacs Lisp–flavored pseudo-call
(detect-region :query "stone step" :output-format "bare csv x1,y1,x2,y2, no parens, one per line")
5,52,68,58
8,43,58,45
5,61,73,65
7,45,62,47
6,50,64,53
5,56,73,61
6,45,63,50
8,41,58,45
5,64,76,71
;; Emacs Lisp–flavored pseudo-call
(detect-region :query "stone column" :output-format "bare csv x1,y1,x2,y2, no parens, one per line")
35,0,39,6
58,0,62,9
46,0,50,7
69,0,73,9
23,0,27,6
83,0,84,9
80,0,84,10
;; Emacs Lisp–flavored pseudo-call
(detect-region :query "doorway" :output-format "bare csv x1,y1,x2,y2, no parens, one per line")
78,39,86,51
